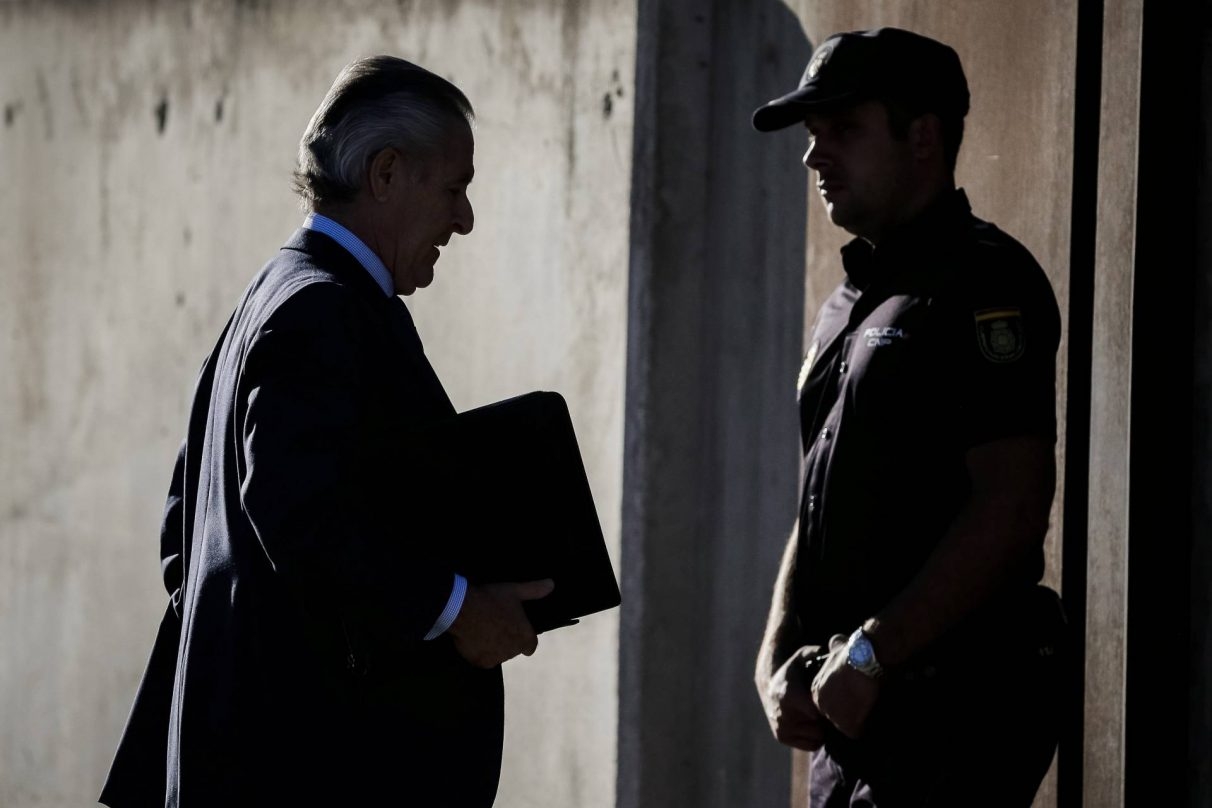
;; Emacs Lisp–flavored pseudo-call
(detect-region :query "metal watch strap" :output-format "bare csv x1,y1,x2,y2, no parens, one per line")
845,627,885,679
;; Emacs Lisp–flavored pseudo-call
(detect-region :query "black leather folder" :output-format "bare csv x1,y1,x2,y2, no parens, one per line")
406,391,621,633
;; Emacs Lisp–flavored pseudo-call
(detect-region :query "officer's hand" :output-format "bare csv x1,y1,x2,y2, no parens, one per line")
447,579,554,669
759,646,829,751
811,634,881,740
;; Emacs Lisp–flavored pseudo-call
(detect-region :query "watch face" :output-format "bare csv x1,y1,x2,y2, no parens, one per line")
848,638,873,667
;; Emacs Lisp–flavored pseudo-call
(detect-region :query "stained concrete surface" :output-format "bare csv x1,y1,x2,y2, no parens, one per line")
1080,2,1143,806
0,2,633,806
618,2,808,806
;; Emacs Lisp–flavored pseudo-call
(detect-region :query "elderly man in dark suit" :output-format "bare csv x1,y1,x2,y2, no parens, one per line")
101,56,552,808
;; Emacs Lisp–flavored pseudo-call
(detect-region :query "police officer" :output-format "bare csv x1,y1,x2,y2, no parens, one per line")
751,28,1066,806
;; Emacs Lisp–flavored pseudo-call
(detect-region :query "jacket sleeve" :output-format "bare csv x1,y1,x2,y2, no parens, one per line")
160,312,236,618
158,441,186,618
102,453,185,808
236,282,456,643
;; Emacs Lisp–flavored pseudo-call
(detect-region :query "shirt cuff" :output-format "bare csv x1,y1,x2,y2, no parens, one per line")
423,573,467,640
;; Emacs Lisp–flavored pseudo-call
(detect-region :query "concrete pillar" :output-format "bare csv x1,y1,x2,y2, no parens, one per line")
0,3,635,806
1082,1,1143,806
618,1,809,806
1056,2,1104,805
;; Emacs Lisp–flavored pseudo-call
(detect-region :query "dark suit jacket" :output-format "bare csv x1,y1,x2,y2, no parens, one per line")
101,229,504,808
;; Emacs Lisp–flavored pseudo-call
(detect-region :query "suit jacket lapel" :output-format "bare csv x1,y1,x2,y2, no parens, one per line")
283,227,456,419
386,296,455,417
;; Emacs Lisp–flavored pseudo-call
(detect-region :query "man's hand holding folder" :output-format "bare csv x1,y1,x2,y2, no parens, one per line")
406,391,622,639
450,578,556,668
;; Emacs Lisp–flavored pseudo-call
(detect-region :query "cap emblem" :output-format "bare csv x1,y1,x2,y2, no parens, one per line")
806,44,833,79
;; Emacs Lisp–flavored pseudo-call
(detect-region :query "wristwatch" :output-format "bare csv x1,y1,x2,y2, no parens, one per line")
844,627,885,679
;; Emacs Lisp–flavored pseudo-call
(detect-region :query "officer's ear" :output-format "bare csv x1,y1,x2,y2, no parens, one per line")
908,113,944,164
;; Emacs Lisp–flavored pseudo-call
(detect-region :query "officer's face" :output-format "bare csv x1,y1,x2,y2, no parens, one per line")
373,121,476,296
802,100,917,243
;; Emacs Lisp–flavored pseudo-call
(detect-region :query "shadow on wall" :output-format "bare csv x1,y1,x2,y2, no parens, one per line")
619,1,810,807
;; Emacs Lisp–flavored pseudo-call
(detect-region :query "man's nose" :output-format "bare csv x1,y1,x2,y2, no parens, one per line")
803,139,828,172
454,197,474,236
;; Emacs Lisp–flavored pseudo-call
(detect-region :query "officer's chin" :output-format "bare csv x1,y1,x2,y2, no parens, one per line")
827,208,866,240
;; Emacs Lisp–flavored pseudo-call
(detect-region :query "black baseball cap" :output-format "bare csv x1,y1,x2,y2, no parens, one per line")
752,27,969,132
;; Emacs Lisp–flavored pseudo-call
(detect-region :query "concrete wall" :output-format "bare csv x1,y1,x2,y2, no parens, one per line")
619,2,808,806
0,2,634,806
6,2,1204,806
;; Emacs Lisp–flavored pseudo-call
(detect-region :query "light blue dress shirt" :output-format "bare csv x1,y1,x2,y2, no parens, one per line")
302,213,467,641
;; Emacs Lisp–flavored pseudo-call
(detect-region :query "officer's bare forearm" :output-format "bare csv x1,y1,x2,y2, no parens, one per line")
756,525,805,684
864,436,1055,668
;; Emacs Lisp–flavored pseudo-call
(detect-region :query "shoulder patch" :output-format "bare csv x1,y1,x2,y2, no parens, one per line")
974,308,1025,363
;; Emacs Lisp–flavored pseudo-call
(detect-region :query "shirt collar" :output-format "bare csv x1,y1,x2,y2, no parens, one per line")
840,188,973,289
302,212,395,297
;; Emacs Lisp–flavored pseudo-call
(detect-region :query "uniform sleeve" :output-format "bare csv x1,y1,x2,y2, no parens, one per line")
947,253,1061,449
237,282,456,642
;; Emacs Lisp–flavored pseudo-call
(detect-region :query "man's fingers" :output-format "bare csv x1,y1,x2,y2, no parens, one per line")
784,736,824,752
772,703,826,739
514,578,555,601
828,633,847,652
451,578,556,668
776,714,822,736
833,721,861,740
775,727,825,751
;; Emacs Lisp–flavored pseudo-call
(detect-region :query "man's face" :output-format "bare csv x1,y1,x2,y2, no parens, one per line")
379,121,475,295
802,100,916,243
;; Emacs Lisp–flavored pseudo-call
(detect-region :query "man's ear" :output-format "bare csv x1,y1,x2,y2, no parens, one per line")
367,146,401,202
908,113,943,163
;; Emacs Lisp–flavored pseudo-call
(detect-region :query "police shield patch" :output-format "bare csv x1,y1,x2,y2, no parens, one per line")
974,308,1025,363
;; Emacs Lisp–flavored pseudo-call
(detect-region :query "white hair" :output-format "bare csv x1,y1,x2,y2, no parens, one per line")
292,56,474,208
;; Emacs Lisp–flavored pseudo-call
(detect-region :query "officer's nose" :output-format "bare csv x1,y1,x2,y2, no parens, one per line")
803,138,829,172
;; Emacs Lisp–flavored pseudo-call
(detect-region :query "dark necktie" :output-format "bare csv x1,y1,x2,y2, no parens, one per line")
386,296,456,418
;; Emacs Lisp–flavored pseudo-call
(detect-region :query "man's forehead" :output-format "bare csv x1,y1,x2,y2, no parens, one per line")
803,99,882,127
438,125,475,180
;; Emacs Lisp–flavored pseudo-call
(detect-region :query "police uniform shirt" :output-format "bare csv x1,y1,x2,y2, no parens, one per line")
794,189,1061,644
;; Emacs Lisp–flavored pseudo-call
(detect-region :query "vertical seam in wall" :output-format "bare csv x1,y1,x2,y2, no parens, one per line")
1084,1,1145,806
1117,13,1144,808
617,0,661,804
1059,1,1102,805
